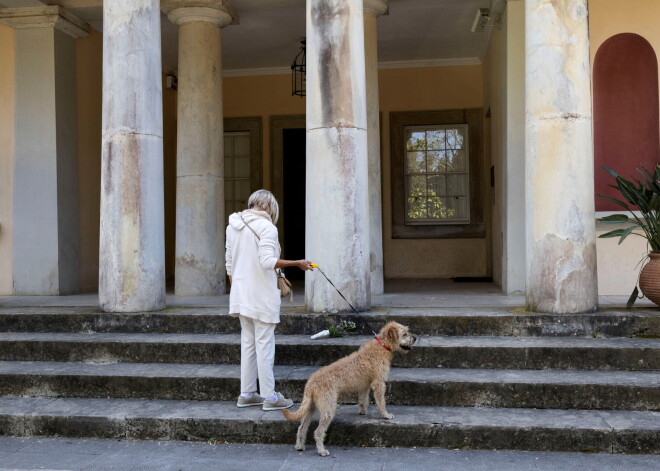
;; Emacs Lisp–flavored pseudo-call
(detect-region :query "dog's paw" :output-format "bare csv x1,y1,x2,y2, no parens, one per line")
318,449,330,457
359,410,366,415
295,444,305,451
382,412,394,420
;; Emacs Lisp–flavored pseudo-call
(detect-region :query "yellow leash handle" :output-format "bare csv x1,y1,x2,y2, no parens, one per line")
310,263,318,268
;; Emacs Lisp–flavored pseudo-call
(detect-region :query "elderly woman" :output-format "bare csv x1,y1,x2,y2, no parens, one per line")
226,189,313,411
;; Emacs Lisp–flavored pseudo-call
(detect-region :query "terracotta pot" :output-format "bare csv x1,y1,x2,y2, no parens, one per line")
639,252,660,306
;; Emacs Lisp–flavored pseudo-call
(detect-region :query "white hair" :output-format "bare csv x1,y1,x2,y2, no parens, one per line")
248,189,279,224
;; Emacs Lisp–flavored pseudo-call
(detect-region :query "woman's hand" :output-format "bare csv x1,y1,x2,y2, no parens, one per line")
295,260,315,271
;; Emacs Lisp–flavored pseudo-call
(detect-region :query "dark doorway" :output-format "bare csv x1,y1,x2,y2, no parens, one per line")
282,128,306,280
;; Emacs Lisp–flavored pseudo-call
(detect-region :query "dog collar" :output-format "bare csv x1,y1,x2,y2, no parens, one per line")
375,336,392,352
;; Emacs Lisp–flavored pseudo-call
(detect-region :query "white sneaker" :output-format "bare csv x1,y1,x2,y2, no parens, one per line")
262,392,294,411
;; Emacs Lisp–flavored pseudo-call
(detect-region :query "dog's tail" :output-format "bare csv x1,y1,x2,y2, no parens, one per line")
282,393,313,422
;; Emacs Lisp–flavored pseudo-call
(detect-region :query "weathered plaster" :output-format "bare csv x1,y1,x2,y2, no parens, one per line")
306,0,370,312
100,0,165,312
525,0,598,313
165,6,231,296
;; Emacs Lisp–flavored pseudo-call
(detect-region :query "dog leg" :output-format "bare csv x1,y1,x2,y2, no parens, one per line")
372,381,393,420
314,403,336,457
295,410,313,451
358,388,370,415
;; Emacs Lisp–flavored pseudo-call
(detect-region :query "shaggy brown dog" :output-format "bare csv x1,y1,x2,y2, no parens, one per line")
282,322,416,456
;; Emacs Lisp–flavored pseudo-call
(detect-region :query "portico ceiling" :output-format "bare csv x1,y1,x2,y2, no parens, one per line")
1,0,494,75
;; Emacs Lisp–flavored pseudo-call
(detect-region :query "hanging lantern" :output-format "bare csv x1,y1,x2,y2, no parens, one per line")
291,40,306,97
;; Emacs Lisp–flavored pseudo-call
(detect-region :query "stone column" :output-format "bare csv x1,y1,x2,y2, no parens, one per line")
100,0,165,312
363,0,387,295
162,1,237,296
305,0,371,312
0,6,89,295
525,0,598,313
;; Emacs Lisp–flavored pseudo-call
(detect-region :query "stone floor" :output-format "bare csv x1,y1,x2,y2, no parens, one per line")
0,279,655,309
0,437,656,471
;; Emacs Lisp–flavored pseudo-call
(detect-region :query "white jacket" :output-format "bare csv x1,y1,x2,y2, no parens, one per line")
225,210,281,323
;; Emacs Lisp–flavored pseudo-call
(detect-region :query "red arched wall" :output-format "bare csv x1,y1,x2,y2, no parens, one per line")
594,33,659,211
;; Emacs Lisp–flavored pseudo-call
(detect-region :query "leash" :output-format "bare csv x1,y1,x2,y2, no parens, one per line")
310,263,378,336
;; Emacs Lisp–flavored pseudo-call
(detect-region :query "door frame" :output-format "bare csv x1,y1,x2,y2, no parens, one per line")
224,116,264,192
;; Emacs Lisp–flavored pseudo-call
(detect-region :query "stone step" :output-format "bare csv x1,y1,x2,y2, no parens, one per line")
0,333,657,370
0,397,656,453
0,307,657,338
0,361,657,411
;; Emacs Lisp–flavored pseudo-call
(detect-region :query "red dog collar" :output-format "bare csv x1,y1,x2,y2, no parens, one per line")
375,336,392,352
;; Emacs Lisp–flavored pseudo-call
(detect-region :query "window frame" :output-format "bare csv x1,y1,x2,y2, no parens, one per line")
223,116,263,194
403,123,471,225
390,109,484,239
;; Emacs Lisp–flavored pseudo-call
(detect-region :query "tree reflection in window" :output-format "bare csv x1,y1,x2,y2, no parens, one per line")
404,125,469,224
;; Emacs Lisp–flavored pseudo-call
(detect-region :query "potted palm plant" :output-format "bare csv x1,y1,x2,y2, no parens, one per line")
598,165,660,307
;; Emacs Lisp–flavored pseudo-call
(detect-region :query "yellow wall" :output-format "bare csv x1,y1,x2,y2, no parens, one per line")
378,66,487,278
0,24,15,295
590,0,660,68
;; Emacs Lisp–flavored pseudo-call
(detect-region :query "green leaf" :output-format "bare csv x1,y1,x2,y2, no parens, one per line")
598,214,630,223
598,229,627,239
617,225,637,244
596,194,631,210
626,286,639,309
603,166,619,178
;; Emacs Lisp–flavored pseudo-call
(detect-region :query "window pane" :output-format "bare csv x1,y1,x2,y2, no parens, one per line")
446,149,467,172
428,197,455,220
235,156,250,178
225,178,233,198
406,130,427,151
427,175,446,196
408,175,427,196
455,196,469,219
427,151,446,172
406,152,426,173
446,129,465,149
235,179,251,208
407,195,427,220
224,136,233,155
446,174,468,196
224,156,233,175
234,135,249,156
426,130,445,150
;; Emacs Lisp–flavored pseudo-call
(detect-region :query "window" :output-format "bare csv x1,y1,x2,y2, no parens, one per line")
390,109,484,239
404,125,470,224
223,117,263,220
224,132,252,217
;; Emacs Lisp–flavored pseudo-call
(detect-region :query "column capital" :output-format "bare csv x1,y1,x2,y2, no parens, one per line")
162,0,238,27
363,0,389,17
0,6,89,38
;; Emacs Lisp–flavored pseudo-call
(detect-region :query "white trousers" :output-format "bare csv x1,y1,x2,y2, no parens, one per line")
239,314,276,398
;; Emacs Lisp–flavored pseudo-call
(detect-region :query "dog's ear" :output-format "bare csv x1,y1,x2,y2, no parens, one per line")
385,323,400,346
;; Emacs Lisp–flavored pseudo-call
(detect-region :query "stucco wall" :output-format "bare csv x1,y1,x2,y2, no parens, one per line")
378,65,487,278
0,24,15,295
589,0,660,295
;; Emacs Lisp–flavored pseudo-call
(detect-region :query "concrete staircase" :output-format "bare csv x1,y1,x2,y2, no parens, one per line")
0,306,658,453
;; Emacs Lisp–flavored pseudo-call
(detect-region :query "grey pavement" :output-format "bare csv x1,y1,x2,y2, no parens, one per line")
0,437,657,471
